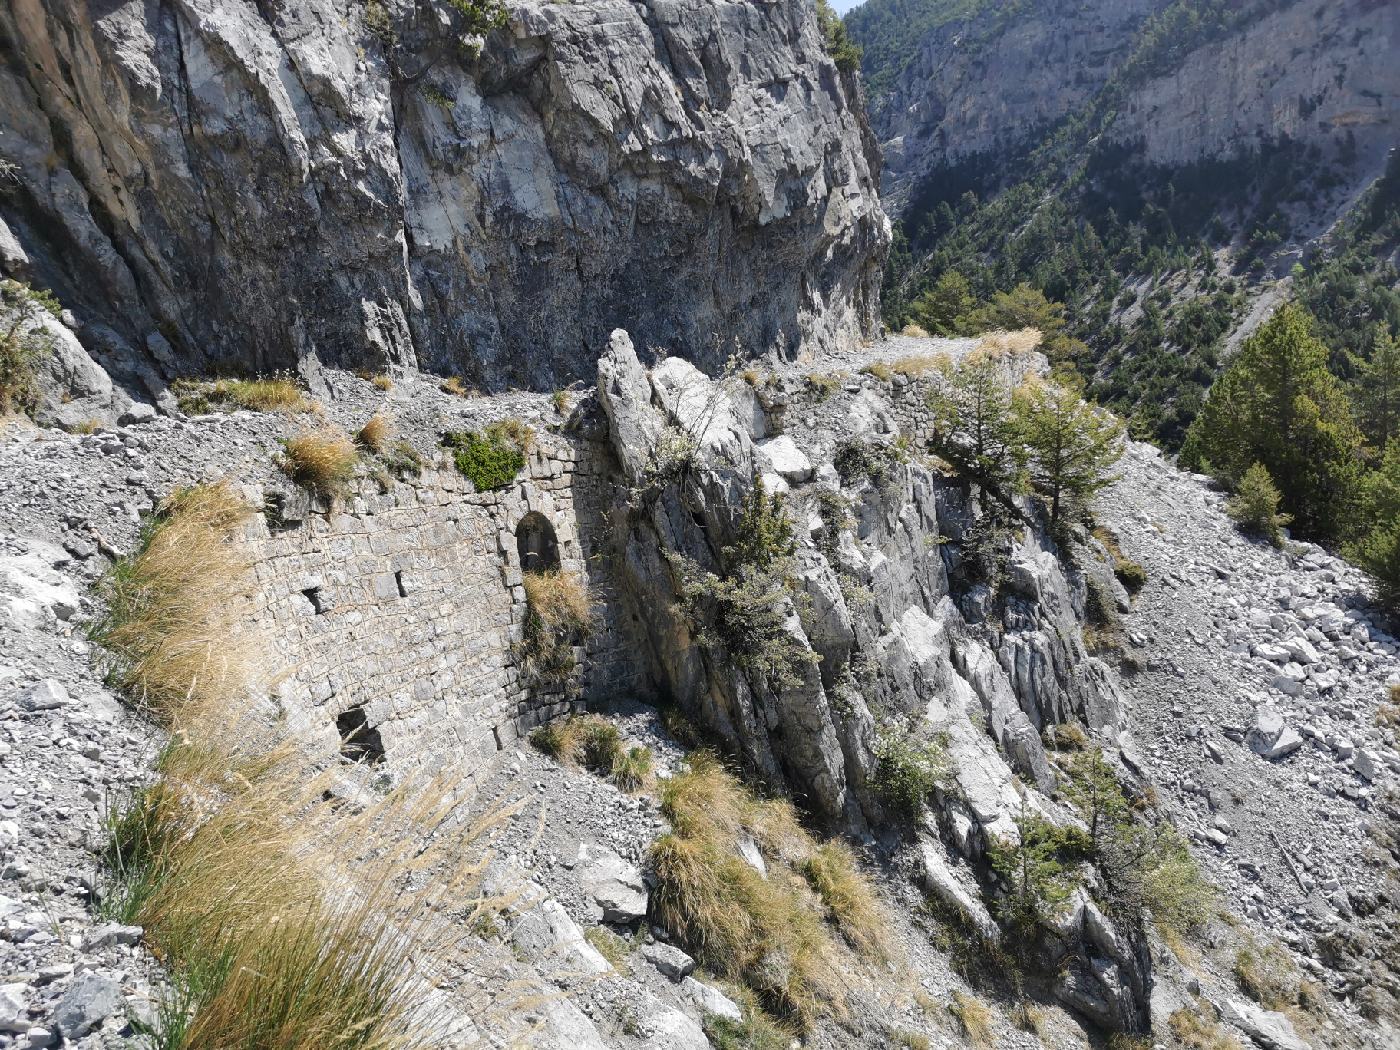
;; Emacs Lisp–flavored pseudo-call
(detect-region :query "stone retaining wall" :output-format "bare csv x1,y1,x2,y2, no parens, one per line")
242,431,638,773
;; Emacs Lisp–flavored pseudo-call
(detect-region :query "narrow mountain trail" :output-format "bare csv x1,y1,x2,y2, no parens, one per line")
1100,444,1399,997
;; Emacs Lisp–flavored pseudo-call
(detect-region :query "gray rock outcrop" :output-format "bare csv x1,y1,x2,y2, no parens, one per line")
0,0,886,397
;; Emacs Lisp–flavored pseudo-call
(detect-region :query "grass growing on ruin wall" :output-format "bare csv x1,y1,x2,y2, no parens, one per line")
94,482,490,1049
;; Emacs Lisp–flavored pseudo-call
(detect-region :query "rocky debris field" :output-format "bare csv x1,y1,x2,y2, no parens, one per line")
0,532,163,1047
1100,443,1399,1026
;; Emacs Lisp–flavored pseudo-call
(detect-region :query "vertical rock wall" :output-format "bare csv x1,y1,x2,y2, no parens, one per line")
0,0,887,396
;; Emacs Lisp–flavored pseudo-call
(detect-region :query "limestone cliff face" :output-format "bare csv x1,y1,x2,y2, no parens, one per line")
864,0,1400,211
0,0,887,395
872,0,1160,209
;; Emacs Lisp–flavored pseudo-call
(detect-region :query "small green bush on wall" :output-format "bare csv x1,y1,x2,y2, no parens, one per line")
443,420,531,491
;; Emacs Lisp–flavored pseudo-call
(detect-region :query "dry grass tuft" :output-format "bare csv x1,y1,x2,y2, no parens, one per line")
1169,1005,1243,1050
439,375,471,397
371,374,393,391
1011,1001,1047,1037
892,354,948,378
107,735,490,1049
976,328,1043,356
861,361,893,382
611,745,653,793
1379,698,1400,745
93,482,258,723
355,412,394,453
648,753,888,1027
517,570,592,686
281,425,359,498
899,322,930,338
949,989,993,1048
798,841,891,959
174,376,310,415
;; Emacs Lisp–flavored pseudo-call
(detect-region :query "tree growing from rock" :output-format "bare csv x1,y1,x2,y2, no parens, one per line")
1181,303,1363,542
927,351,1026,498
1013,379,1125,528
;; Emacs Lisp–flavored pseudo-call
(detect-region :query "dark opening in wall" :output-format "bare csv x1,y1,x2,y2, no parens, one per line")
394,570,408,598
303,586,326,614
516,511,561,573
336,705,385,765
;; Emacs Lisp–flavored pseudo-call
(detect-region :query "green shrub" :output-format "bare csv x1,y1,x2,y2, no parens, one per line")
1114,560,1148,592
381,440,423,479
0,279,59,415
815,0,861,73
833,438,905,487
672,479,816,693
1227,462,1291,546
989,805,1090,933
872,728,948,823
443,421,531,490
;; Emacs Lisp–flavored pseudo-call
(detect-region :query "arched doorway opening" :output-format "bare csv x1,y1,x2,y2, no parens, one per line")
516,511,560,573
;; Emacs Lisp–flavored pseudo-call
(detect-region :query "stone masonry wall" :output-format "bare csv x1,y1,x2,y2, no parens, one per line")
240,430,638,776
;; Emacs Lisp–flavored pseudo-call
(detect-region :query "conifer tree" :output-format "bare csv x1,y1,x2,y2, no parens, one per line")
910,271,975,336
1356,325,1400,451
927,351,1025,495
1180,303,1363,541
1346,442,1400,610
1227,462,1291,547
1013,379,1125,527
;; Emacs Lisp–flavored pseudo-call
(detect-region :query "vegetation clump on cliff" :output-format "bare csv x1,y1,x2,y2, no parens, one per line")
672,478,818,693
443,420,532,491
649,752,888,1026
0,279,60,416
173,375,310,415
517,569,592,688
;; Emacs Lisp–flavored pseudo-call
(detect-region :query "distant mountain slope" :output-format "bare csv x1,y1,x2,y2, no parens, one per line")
848,0,1400,447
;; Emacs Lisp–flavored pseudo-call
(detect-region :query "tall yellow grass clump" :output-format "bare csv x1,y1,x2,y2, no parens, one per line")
648,753,890,1027
281,425,359,498
172,376,310,415
976,327,1043,356
355,412,394,453
93,482,257,722
517,570,592,686
96,481,495,1048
